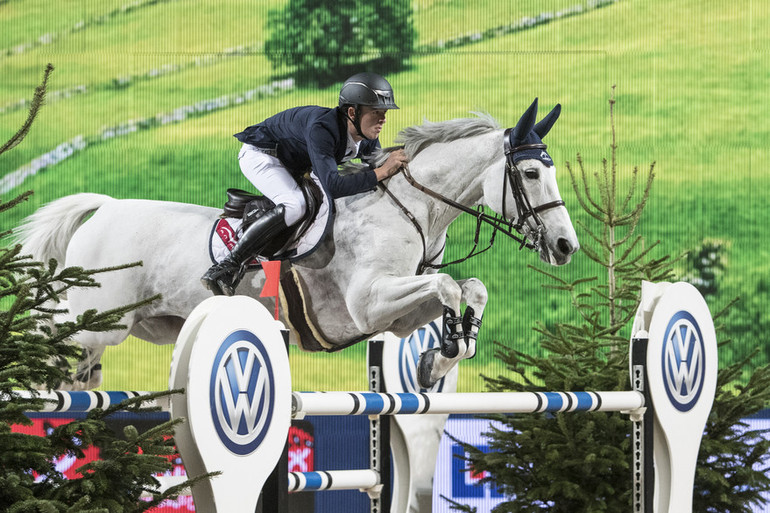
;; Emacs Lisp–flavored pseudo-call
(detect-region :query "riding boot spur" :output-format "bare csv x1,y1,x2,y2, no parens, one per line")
201,205,288,296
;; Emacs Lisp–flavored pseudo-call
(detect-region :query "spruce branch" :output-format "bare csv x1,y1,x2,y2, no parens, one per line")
0,64,53,155
0,74,207,509
0,191,33,215
565,156,604,221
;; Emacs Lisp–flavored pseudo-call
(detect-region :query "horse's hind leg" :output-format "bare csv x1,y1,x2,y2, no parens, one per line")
71,345,106,390
66,315,183,390
54,310,131,391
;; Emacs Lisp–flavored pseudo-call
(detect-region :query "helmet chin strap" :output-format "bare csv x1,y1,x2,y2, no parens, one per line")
344,106,372,141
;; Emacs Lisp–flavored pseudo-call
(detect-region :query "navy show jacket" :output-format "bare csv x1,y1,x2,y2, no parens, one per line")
234,106,380,199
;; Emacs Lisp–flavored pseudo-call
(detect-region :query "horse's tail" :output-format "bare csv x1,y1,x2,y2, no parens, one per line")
15,193,114,265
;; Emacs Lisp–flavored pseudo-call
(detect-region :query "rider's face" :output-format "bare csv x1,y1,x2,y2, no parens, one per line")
348,106,387,140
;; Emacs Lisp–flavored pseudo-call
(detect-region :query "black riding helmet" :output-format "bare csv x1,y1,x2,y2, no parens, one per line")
339,72,398,140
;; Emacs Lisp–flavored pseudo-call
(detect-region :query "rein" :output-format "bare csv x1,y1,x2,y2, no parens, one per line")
381,131,565,274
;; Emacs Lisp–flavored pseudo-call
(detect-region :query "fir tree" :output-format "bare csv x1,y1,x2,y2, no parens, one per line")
455,88,770,512
1,64,204,513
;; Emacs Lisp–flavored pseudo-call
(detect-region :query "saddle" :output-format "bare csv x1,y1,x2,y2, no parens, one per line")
220,176,323,260
214,178,336,352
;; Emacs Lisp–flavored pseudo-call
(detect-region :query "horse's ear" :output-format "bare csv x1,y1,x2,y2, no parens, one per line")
534,103,561,139
511,98,539,144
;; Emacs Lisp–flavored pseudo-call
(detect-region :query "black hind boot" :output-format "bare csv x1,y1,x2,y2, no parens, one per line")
201,205,288,296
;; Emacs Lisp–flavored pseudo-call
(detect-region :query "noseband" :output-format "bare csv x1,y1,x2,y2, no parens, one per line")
380,130,566,273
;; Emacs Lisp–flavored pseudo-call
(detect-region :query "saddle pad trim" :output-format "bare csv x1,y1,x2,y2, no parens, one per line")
279,266,369,353
208,218,261,268
279,267,331,352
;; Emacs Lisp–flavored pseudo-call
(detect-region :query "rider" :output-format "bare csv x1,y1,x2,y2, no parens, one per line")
201,72,409,296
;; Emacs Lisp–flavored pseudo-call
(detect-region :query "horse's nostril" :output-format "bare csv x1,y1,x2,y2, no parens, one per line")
557,237,573,255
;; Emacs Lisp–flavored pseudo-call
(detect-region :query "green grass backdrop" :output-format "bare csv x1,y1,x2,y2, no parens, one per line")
1,0,767,392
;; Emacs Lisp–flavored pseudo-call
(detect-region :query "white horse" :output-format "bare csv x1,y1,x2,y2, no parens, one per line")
17,99,578,390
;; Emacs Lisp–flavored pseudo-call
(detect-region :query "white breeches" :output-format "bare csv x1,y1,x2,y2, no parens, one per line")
238,143,307,226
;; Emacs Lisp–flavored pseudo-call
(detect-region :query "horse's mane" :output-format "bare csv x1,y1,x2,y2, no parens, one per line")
345,113,500,170
395,112,500,157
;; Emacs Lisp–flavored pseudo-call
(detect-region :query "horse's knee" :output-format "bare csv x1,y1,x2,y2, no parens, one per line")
460,278,488,308
433,274,463,309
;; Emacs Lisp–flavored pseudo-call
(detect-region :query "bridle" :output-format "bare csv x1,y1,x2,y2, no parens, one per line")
379,129,565,274
501,128,566,252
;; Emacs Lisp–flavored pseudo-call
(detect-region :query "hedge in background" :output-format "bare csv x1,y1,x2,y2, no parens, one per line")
265,0,415,86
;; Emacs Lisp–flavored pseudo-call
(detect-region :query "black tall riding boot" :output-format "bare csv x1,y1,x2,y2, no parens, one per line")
201,205,288,296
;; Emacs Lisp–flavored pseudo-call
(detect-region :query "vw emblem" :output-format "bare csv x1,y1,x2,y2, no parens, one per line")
399,321,445,393
661,311,706,412
209,330,275,454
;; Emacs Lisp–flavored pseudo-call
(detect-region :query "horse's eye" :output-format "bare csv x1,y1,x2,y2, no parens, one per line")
524,168,539,179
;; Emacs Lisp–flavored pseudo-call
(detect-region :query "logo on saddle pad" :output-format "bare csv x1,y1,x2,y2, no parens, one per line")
209,330,275,454
399,321,446,393
661,311,706,412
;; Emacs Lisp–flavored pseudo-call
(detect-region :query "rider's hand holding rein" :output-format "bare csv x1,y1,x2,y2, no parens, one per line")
343,102,409,181
375,149,409,181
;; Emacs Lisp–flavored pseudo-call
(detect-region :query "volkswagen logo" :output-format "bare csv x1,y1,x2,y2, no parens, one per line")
209,330,275,455
399,321,445,393
661,311,706,412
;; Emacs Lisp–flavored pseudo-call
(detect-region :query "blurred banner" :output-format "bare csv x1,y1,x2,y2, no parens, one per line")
16,412,770,512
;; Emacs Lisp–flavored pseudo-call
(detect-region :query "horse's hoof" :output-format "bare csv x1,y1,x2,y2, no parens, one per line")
417,348,439,389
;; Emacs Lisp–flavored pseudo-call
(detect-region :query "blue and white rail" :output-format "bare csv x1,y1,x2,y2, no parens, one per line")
291,390,645,418
12,390,167,412
288,469,380,493
11,389,644,416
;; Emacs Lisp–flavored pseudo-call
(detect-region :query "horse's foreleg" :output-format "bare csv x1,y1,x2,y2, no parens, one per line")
346,274,487,389
457,278,488,359
347,273,464,334
348,273,468,374
418,278,487,388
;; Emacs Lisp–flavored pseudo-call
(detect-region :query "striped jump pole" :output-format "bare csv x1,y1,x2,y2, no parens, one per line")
162,281,716,513
288,469,382,492
288,469,381,494
12,389,644,418
11,390,169,413
291,390,645,418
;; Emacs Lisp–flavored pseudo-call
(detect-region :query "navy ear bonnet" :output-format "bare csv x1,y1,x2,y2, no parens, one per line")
510,140,554,166
507,98,561,166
